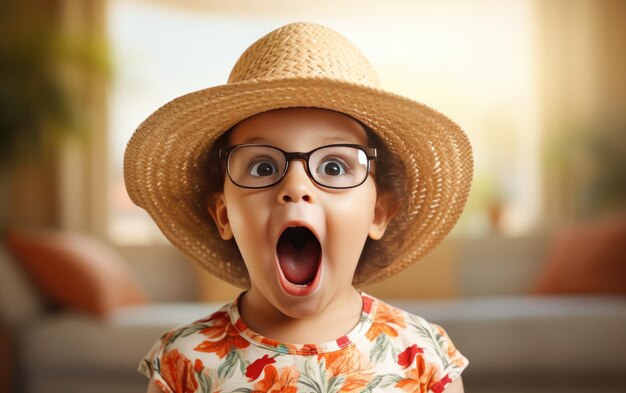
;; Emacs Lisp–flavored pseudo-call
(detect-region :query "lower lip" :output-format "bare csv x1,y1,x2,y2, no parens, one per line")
276,258,322,297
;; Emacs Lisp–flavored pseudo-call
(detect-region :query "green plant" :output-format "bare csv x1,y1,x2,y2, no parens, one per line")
545,118,626,218
579,121,626,214
0,1,109,168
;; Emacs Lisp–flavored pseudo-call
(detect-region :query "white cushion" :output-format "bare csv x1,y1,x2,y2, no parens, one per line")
19,302,225,372
391,295,626,378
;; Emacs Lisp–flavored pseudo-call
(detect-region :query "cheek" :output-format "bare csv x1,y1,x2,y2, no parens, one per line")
323,184,377,266
328,183,377,225
223,186,271,254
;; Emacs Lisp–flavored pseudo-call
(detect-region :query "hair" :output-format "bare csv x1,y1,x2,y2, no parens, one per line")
357,125,407,281
198,111,407,283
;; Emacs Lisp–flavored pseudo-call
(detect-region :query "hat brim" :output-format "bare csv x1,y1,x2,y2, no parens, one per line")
123,77,473,288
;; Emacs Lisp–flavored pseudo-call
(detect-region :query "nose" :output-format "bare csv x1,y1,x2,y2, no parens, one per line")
277,160,314,203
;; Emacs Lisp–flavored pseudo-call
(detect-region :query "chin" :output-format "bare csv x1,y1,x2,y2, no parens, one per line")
273,294,326,319
269,275,332,319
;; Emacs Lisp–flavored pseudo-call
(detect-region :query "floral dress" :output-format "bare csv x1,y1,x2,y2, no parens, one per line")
139,292,468,393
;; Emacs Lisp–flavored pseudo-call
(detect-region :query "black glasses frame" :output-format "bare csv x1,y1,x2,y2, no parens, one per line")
219,144,378,189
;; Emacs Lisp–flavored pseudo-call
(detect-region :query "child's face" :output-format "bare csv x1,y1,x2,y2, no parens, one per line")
208,108,392,318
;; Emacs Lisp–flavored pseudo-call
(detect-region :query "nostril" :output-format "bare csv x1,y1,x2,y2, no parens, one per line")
281,194,311,203
280,191,312,203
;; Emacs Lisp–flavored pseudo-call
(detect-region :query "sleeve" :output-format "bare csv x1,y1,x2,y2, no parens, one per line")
138,337,161,379
139,329,210,393
138,334,176,393
427,323,469,392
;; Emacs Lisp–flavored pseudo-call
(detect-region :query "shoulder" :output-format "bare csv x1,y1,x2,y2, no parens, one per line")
157,303,233,350
362,295,468,391
138,302,234,379
369,295,451,341
368,294,435,334
366,294,469,373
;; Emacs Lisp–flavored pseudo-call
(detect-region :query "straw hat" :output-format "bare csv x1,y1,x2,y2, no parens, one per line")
124,22,473,289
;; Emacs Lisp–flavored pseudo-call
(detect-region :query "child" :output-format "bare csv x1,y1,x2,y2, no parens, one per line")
124,22,473,393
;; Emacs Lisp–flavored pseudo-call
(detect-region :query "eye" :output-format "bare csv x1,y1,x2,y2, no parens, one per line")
317,158,348,176
249,159,278,177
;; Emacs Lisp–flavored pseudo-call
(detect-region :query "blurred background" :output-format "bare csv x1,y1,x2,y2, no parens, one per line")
1,1,624,392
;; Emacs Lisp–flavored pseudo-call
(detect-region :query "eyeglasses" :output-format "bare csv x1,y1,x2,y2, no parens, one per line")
219,144,377,189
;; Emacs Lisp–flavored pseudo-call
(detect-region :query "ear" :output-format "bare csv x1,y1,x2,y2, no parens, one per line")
206,193,233,240
369,193,400,240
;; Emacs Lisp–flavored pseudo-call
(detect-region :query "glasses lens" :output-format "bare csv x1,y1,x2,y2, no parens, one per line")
228,146,286,188
310,146,369,188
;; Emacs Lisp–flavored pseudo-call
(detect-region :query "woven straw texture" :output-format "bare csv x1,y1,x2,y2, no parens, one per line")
123,22,473,289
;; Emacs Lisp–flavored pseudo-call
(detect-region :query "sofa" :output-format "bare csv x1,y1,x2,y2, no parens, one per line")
1,222,625,393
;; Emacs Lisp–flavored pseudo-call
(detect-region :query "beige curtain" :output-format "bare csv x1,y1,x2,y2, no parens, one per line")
537,0,626,225
2,0,107,232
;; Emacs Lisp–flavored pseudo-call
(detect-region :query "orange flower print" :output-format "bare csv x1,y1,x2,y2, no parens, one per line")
395,353,438,393
365,301,406,340
252,364,300,393
194,312,249,358
159,349,198,393
318,345,373,392
196,312,233,339
193,358,203,374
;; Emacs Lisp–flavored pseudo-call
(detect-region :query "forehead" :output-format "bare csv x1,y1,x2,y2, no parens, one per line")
229,107,368,148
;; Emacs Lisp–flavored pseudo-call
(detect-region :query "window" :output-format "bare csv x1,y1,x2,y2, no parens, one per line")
107,0,540,243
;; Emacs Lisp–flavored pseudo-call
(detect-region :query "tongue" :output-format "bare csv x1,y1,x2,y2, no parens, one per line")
277,228,321,285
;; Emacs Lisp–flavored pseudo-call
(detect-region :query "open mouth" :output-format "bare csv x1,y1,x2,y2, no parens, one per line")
276,227,321,286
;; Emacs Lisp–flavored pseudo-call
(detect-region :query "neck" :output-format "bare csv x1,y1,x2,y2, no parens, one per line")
239,285,363,345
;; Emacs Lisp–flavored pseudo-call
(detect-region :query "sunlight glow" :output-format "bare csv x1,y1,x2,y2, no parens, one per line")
107,0,539,242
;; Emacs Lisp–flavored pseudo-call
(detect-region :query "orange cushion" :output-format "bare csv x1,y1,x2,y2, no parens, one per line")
533,216,626,295
5,229,146,318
